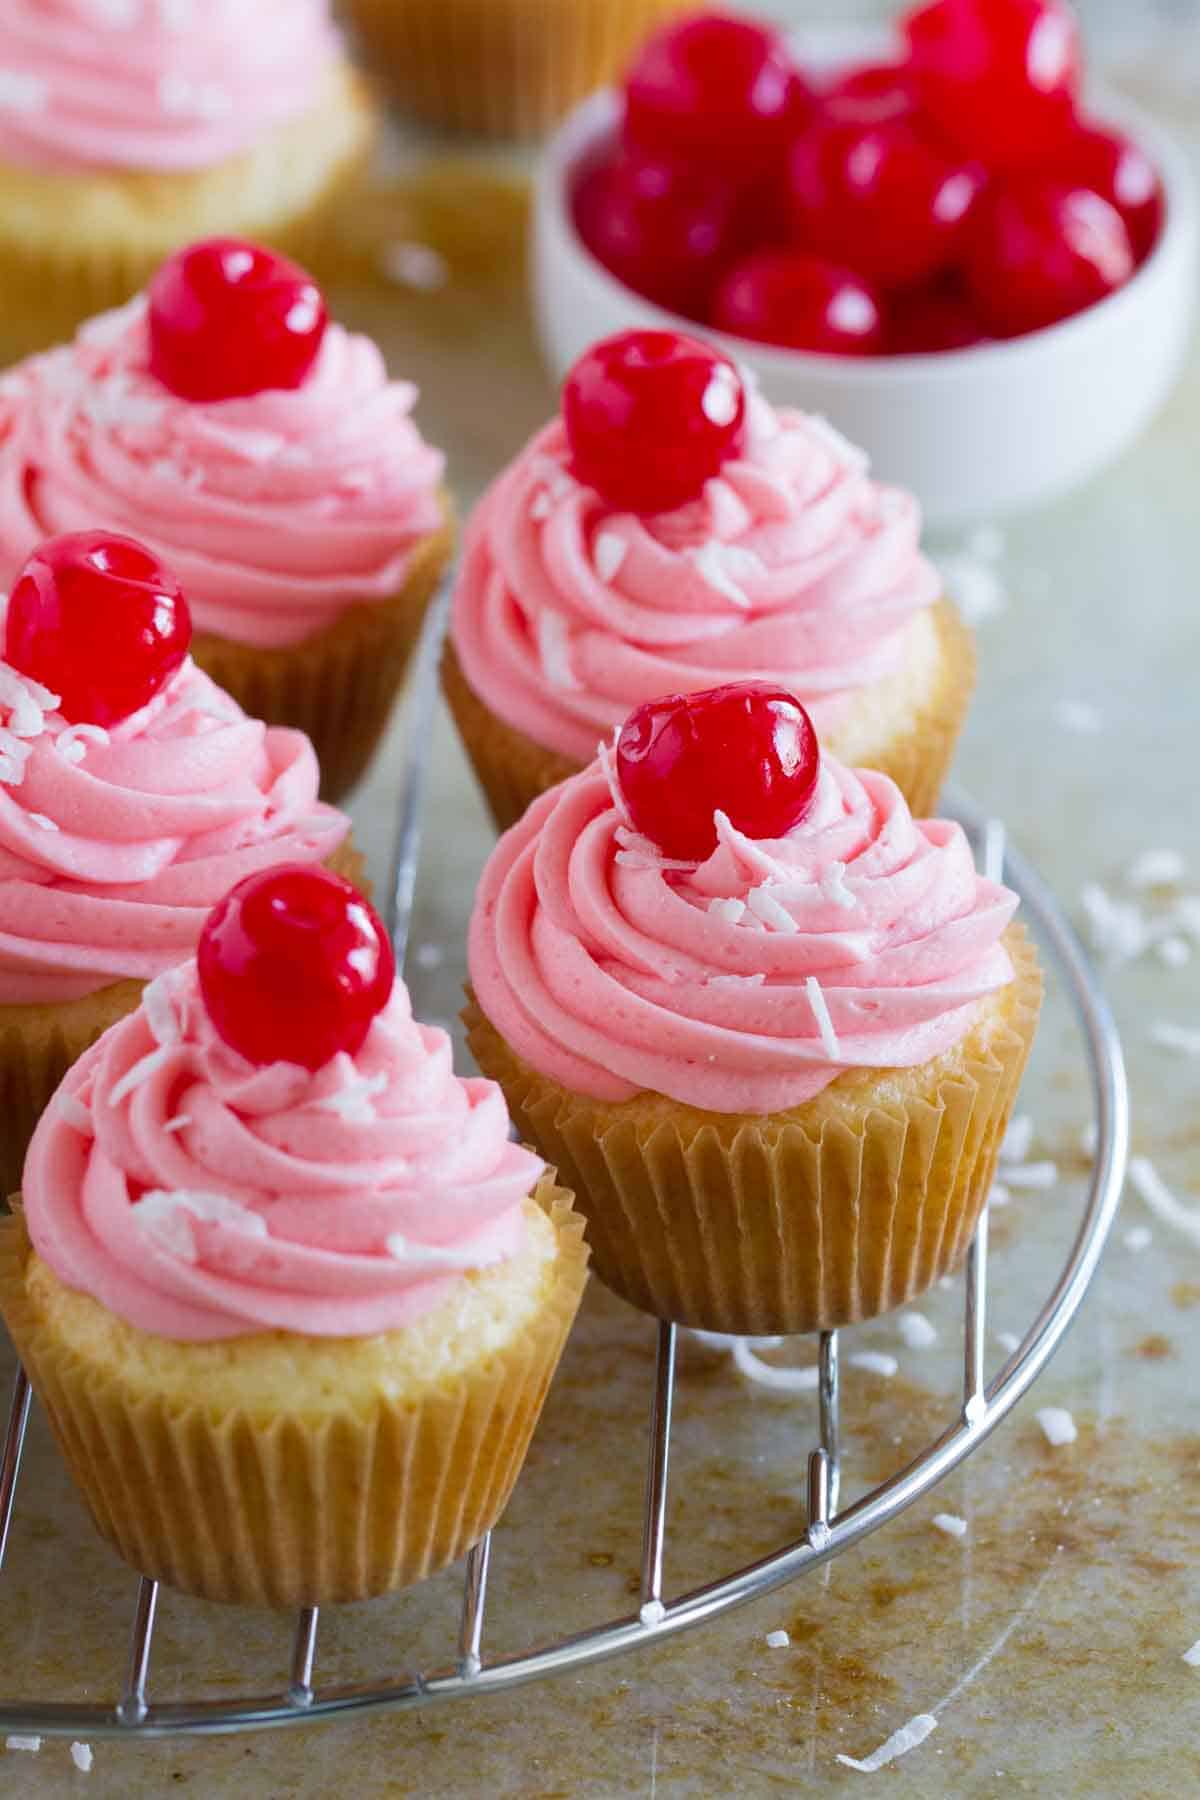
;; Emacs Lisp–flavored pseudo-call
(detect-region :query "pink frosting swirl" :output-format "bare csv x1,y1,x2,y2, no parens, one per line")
469,756,1018,1114
0,0,342,173
452,393,941,763
0,297,447,648
23,966,544,1340
0,654,348,1004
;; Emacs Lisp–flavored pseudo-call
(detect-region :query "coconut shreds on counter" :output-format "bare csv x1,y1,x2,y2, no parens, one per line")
765,1630,790,1649
1148,1022,1200,1056
1128,1157,1200,1249
1079,852,1200,969
988,1182,1012,1208
1036,1407,1078,1447
1004,1161,1058,1191
1183,1641,1200,1668
932,1513,968,1539
70,1741,93,1771
848,1350,898,1379
837,1713,938,1774
731,1341,819,1391
1124,1226,1153,1252
999,1114,1034,1164
4,1736,39,1752
897,1311,938,1350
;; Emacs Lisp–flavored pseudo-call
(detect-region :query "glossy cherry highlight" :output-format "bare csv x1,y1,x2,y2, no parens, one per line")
148,238,327,403
6,532,191,727
616,682,820,861
563,331,746,514
964,178,1135,336
712,253,883,355
198,865,395,1072
573,148,739,317
623,11,813,179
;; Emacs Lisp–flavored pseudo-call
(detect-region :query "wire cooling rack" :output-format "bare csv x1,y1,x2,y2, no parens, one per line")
0,584,1129,1739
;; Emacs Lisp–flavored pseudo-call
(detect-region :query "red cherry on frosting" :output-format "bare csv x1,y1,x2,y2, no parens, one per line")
902,0,1081,171
623,11,814,180
6,532,191,727
147,237,327,403
712,252,884,355
964,179,1134,337
616,682,820,861
197,865,394,1072
563,331,746,515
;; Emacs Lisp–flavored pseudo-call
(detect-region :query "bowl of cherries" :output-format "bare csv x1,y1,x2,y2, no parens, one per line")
532,1,1196,527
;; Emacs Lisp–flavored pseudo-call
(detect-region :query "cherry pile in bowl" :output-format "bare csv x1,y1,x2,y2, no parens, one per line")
572,0,1164,355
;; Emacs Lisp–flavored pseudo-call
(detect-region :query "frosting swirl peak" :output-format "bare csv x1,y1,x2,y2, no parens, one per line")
469,755,1018,1114
24,967,544,1340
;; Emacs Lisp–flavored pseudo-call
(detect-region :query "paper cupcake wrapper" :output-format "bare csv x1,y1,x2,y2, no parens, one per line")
0,64,375,366
466,929,1042,1336
444,597,974,837
0,1178,588,1607
0,837,366,1202
345,0,687,140
195,516,453,805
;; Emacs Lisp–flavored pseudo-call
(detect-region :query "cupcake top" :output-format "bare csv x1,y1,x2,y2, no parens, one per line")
0,0,342,173
452,330,940,764
469,684,1018,1115
0,243,447,649
0,532,348,1003
23,870,545,1341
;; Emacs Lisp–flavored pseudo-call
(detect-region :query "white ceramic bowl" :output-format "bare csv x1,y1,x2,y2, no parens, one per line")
532,57,1197,530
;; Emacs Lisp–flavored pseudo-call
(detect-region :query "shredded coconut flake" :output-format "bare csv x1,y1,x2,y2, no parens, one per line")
1183,1641,1200,1668
593,529,627,584
938,553,1006,626
748,886,798,933
1000,1114,1034,1164
314,1069,388,1124
687,539,752,608
932,1512,968,1538
162,1114,192,1135
598,732,633,828
1036,1406,1077,1447
1123,1225,1152,1252
528,491,552,521
848,1350,898,1378
707,896,747,925
1128,1156,1200,1248
379,240,449,292
806,975,840,1059
142,972,181,1047
1127,848,1185,889
56,1090,92,1134
1149,1021,1200,1056
70,1741,93,1772
56,722,109,767
536,608,580,690
731,1341,818,1391
1004,1160,1057,1191
28,811,58,832
107,1045,174,1106
897,1311,938,1350
819,861,858,910
995,1330,1021,1354
133,1189,268,1264
4,1735,40,1752
837,1714,938,1774
765,1629,790,1649
385,1235,491,1270
1079,882,1151,965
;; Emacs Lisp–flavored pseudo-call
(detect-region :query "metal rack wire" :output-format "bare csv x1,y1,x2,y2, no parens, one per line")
0,586,1129,1740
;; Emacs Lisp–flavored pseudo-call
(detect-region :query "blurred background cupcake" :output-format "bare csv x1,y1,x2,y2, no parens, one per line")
0,0,375,362
340,0,688,139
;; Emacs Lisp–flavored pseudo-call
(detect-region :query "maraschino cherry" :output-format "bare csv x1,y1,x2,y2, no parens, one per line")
563,331,746,515
965,179,1134,336
148,238,327,403
903,0,1081,171
198,865,395,1072
6,532,191,727
573,148,739,317
616,682,820,861
624,11,813,180
1062,120,1164,263
712,253,883,355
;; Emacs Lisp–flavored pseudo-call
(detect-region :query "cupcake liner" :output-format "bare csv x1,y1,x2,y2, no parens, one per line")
344,0,687,140
444,597,975,836
0,1178,588,1607
0,837,366,1201
0,62,375,366
196,515,454,805
442,639,579,833
466,928,1042,1335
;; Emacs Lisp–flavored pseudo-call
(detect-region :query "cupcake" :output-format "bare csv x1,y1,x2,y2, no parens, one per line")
0,0,374,362
446,330,973,835
0,865,588,1606
0,530,360,1195
343,0,686,140
0,239,453,800
466,682,1041,1336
